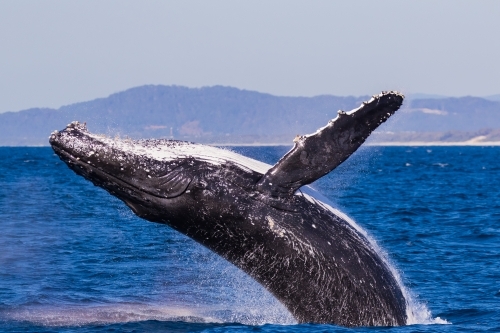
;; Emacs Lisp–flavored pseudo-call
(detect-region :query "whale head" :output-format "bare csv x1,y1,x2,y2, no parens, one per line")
49,121,271,224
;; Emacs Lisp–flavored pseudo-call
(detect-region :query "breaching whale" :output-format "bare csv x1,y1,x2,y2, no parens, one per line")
49,91,406,327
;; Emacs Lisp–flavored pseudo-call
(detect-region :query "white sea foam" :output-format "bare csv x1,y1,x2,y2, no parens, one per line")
2,302,295,327
3,304,218,326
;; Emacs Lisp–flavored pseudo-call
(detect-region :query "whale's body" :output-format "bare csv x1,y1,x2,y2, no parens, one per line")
50,92,407,327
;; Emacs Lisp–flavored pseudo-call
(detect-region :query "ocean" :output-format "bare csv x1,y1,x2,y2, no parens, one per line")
0,146,498,332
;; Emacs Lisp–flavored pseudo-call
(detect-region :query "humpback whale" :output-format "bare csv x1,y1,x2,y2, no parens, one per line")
49,91,406,327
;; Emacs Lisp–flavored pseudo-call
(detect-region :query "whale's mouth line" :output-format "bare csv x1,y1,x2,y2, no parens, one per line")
52,145,138,191
52,145,188,201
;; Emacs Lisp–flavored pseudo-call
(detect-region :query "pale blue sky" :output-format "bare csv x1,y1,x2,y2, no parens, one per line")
1,0,499,113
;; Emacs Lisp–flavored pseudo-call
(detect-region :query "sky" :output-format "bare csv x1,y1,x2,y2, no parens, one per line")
1,0,499,113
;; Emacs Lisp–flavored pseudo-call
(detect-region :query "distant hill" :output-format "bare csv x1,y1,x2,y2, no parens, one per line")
0,85,499,145
0,85,368,145
375,96,500,143
484,94,500,102
392,97,500,132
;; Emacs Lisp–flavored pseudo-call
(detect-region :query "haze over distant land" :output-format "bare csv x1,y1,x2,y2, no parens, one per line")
1,85,499,146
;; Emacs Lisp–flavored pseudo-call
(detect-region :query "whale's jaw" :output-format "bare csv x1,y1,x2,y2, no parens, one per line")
49,122,198,222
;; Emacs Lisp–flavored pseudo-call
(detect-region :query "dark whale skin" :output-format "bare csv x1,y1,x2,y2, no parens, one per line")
49,91,407,327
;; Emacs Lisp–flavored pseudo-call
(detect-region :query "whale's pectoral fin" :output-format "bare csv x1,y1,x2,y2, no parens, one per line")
256,91,404,198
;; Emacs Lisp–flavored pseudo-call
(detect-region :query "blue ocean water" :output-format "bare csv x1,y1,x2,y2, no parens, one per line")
0,146,499,332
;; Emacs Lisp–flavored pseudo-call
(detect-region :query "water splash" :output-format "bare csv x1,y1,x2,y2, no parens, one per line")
2,304,218,327
348,216,451,326
1,303,295,327
301,186,450,326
